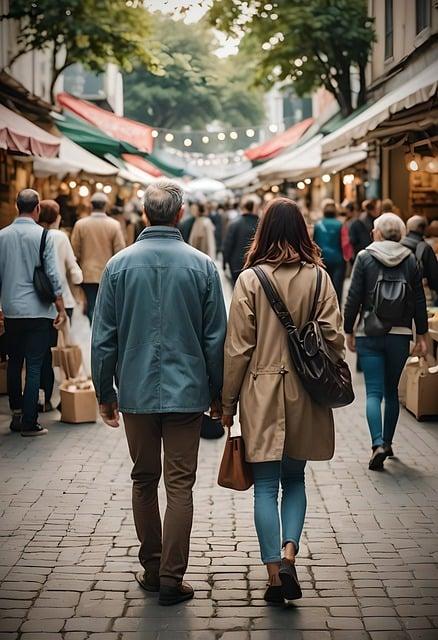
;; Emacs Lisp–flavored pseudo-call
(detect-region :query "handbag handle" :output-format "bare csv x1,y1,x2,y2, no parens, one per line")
39,228,48,268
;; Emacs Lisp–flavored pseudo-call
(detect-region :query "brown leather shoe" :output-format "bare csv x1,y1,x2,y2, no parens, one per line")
135,570,160,592
159,581,194,606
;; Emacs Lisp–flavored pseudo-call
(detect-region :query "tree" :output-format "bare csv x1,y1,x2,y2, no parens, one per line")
209,0,375,117
1,0,159,104
123,17,265,131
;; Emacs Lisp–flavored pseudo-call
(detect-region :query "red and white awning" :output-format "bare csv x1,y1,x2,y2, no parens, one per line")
0,104,60,157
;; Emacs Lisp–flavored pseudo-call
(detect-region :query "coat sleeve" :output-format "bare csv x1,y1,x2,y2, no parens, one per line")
344,252,366,333
423,244,438,292
412,261,428,335
206,219,217,259
91,268,118,404
63,235,83,285
70,224,81,264
112,224,126,255
222,274,256,416
202,262,227,402
43,233,63,297
316,269,345,360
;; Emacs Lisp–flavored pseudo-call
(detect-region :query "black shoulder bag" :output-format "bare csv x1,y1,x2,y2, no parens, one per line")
252,265,354,409
33,229,57,304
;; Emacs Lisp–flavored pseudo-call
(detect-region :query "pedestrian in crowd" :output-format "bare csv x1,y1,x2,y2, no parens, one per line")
222,195,260,285
208,201,223,254
38,199,83,412
0,189,66,436
344,213,428,471
340,201,357,264
217,204,229,241
91,180,226,606
381,198,394,213
188,202,216,259
349,198,381,258
221,197,344,604
313,199,346,303
178,201,196,242
71,192,125,324
402,215,438,301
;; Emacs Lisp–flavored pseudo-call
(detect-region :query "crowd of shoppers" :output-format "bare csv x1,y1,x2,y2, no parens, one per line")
1,180,436,608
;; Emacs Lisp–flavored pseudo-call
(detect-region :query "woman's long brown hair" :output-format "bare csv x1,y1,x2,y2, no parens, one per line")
244,197,323,268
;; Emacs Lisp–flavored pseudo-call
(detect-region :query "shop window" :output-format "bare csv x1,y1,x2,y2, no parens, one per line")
385,0,394,59
416,0,431,34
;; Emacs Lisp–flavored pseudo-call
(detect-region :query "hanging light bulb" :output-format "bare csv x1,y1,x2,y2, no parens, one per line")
151,130,159,138
271,185,280,193
136,189,145,199
183,138,192,147
408,159,419,171
297,181,306,190
103,185,112,194
304,178,311,185
95,182,103,190
246,128,255,137
217,132,226,141
229,131,238,139
165,133,174,142
68,180,77,189
322,174,331,183
342,174,355,185
202,135,209,144
269,124,278,133
78,185,89,197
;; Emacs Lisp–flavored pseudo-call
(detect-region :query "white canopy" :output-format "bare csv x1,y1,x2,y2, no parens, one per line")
258,134,323,181
33,137,118,177
118,161,157,185
225,167,261,189
322,61,438,155
320,144,368,175
185,177,226,194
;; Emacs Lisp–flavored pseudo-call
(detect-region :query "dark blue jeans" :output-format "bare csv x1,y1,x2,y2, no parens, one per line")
5,317,52,427
82,283,99,325
326,262,346,304
356,334,410,448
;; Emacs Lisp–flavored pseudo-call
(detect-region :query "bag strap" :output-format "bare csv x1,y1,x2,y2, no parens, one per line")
415,240,427,266
309,267,322,321
39,228,48,266
252,266,296,331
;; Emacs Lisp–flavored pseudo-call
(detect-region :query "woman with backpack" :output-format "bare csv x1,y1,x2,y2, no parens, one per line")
313,199,346,302
344,213,428,471
221,198,345,604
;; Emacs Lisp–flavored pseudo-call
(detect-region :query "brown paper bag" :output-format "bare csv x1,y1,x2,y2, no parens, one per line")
60,378,97,423
0,360,7,395
52,327,82,379
398,357,419,406
405,357,438,420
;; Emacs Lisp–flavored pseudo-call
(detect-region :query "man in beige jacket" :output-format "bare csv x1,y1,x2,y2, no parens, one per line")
71,193,125,324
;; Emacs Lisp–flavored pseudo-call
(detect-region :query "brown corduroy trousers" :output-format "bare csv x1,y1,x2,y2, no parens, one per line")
123,412,202,586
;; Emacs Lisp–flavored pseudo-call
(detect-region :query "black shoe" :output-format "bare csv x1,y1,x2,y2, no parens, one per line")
37,401,54,413
159,581,194,606
9,414,22,432
135,570,160,593
264,584,285,604
21,423,48,437
383,443,394,457
369,446,386,470
279,559,302,600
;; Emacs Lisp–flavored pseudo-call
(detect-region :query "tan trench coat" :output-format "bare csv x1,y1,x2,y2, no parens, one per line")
222,262,345,463
189,217,216,259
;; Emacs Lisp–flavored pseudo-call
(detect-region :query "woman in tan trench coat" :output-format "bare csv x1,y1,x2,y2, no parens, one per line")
222,198,345,604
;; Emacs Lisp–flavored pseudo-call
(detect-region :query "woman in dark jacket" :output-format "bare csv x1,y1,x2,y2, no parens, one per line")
344,213,428,470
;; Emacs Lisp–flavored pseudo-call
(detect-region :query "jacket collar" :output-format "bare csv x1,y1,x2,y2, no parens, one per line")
136,225,183,242
13,216,36,225
91,211,108,218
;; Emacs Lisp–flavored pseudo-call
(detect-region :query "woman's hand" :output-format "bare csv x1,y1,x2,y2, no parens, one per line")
346,333,356,352
222,415,234,430
413,334,428,357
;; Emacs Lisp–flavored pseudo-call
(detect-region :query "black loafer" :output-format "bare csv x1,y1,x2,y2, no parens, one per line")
135,570,160,592
383,443,394,457
264,584,284,604
159,581,194,606
369,446,386,470
279,559,302,600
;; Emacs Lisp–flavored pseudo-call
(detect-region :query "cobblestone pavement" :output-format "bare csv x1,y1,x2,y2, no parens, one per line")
1,297,438,639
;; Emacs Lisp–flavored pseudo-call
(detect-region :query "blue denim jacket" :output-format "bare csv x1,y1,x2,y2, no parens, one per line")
0,217,62,319
91,226,227,413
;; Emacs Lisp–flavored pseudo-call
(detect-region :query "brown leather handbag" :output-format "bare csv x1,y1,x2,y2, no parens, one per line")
217,433,253,491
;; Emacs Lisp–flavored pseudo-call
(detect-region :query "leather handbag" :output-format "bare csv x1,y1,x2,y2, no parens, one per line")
217,432,253,491
252,265,354,409
201,414,225,440
33,229,57,304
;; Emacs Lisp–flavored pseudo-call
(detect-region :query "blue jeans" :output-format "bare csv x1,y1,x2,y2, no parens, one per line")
326,261,346,304
5,317,52,427
82,283,99,324
356,334,410,448
252,456,307,564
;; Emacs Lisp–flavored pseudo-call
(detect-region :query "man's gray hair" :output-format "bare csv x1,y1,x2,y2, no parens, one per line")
374,212,406,242
143,180,184,225
406,215,427,234
16,188,39,214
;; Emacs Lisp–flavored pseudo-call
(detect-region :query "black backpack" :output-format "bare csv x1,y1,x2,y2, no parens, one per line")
364,255,414,336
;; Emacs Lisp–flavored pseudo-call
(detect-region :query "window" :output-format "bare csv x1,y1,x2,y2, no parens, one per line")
385,0,393,59
416,0,431,33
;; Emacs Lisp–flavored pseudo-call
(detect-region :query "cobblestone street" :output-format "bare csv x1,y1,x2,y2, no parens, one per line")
1,305,438,640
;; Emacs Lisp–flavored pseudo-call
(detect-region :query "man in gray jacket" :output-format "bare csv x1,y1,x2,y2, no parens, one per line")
91,180,226,606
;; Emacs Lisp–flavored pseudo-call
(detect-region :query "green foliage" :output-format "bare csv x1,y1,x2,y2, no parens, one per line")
2,0,158,103
123,17,265,130
209,0,375,116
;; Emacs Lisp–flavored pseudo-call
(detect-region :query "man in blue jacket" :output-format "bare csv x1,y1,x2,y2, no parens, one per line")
91,180,227,606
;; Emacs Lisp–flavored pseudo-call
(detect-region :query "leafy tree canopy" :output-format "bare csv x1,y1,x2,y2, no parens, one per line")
208,0,375,117
2,0,159,103
123,17,265,131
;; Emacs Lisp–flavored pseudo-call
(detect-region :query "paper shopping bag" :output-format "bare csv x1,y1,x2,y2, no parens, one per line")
52,326,82,379
405,357,438,419
60,377,97,423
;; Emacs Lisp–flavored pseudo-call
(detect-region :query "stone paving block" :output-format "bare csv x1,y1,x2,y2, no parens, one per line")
20,619,65,632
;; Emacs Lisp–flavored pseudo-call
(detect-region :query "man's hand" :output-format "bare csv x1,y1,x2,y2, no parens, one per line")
99,402,120,428
53,311,67,330
222,415,234,430
346,333,356,352
210,398,222,419
413,334,428,357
